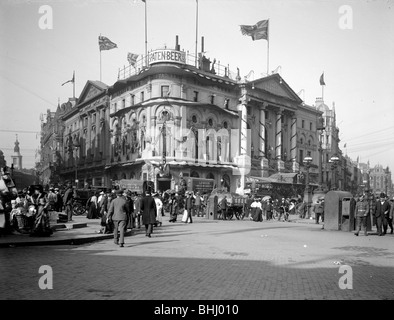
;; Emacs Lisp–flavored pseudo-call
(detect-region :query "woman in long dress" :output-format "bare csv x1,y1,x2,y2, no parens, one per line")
86,192,99,219
168,194,178,223
30,197,52,237
251,197,263,222
153,193,163,227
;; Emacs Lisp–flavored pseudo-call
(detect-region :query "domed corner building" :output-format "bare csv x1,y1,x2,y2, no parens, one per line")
104,42,321,195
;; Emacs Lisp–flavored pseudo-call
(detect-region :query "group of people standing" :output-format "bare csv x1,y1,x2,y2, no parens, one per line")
354,191,394,237
104,188,171,247
245,196,300,222
0,185,60,236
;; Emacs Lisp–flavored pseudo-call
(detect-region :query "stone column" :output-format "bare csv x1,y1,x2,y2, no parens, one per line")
87,114,92,159
259,107,266,158
290,115,298,172
150,116,157,157
259,105,268,176
275,109,284,171
275,110,282,159
236,85,249,190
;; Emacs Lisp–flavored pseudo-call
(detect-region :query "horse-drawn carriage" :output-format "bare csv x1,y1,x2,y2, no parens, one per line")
207,188,248,220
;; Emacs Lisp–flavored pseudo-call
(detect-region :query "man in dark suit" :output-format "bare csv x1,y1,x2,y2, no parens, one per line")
125,190,134,229
140,189,157,238
374,192,391,236
185,192,194,223
108,189,129,247
63,183,74,222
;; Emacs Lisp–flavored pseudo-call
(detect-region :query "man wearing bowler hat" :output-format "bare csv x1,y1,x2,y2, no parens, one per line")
374,192,390,236
107,189,129,247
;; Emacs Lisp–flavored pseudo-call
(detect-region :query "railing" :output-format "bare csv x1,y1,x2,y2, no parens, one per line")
117,51,240,82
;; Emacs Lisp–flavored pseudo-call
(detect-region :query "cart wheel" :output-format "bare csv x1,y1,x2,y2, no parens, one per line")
227,210,234,220
73,203,86,216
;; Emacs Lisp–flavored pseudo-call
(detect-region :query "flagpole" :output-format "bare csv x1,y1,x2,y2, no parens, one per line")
144,0,148,67
195,0,199,67
267,19,270,75
73,71,75,99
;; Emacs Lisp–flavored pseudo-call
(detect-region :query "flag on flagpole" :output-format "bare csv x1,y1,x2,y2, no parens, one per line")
240,19,269,41
61,71,74,86
320,72,325,86
99,35,118,51
127,53,139,66
344,143,347,148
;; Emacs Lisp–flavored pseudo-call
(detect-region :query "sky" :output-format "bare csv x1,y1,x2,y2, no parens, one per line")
1,0,393,180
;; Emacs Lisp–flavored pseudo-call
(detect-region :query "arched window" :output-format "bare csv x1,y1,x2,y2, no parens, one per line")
206,172,215,180
221,174,230,191
191,171,199,178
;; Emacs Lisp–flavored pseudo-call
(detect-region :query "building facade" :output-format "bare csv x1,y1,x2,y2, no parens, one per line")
369,164,393,197
37,46,349,197
60,81,110,188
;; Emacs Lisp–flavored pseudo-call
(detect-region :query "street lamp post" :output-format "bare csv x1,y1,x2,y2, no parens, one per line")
303,156,313,192
73,144,80,188
303,156,313,217
316,116,325,191
329,155,339,190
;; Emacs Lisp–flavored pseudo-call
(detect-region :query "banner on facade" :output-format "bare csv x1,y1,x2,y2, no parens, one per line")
187,178,214,194
148,49,186,65
116,179,144,193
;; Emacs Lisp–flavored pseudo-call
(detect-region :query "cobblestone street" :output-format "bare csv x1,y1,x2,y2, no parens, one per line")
1,217,393,300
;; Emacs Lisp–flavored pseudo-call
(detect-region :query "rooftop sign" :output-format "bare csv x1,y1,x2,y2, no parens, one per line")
148,49,186,65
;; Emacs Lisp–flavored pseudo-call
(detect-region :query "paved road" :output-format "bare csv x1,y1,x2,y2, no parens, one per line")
1,217,393,301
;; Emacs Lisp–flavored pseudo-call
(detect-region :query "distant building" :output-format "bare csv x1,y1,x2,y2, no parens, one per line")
315,99,341,190
11,135,22,170
369,164,392,197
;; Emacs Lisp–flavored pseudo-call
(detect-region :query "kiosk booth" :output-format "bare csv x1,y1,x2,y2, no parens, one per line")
324,190,355,231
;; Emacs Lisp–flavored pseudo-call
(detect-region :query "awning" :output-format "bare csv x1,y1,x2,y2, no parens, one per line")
269,172,298,184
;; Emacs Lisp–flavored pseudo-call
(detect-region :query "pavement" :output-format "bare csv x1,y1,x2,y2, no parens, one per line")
0,212,316,248
1,212,393,301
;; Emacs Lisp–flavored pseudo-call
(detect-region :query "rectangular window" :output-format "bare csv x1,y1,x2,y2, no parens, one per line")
193,91,198,102
122,99,125,109
310,122,312,131
114,103,117,112
161,85,170,97
307,151,311,157
131,94,135,106
210,94,215,105
140,91,145,102
299,150,304,163
301,120,305,128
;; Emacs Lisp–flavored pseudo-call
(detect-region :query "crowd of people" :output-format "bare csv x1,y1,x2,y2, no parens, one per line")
242,195,313,223
2,168,393,241
0,184,59,237
353,191,394,237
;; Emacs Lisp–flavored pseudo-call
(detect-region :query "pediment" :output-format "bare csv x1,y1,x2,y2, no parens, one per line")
253,74,302,103
78,81,108,105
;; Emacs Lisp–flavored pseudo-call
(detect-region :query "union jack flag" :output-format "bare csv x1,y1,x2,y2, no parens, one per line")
98,35,117,51
127,52,139,66
240,19,269,41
